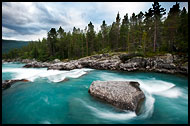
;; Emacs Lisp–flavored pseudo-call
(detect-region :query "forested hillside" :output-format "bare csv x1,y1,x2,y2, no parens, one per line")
2,2,188,61
2,40,28,54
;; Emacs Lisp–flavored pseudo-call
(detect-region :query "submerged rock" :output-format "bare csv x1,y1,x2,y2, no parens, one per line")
88,81,145,115
57,78,69,83
2,79,29,90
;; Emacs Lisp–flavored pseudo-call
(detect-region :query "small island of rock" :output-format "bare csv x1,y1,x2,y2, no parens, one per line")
88,81,145,115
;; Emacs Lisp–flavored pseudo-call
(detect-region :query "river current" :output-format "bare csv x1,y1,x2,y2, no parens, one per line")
2,62,188,124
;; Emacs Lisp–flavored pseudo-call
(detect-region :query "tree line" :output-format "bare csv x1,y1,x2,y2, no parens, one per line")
3,2,188,61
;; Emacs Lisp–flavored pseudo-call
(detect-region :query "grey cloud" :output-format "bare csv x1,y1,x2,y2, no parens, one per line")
2,3,33,25
3,23,44,35
2,2,68,37
35,3,64,25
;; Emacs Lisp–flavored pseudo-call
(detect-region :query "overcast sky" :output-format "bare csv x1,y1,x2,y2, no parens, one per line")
2,2,188,41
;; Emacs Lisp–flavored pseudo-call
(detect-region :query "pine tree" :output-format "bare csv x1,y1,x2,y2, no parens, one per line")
87,22,96,55
47,28,57,57
137,11,144,48
115,12,121,50
151,2,166,52
129,13,138,52
119,13,129,51
176,7,188,52
100,20,109,49
163,2,180,52
109,22,117,50
57,26,65,39
144,8,154,52
3,2,187,61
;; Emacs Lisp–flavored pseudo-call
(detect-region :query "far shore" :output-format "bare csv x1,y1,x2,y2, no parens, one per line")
2,52,188,77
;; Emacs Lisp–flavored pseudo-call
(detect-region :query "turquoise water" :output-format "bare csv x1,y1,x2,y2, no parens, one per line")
2,62,188,124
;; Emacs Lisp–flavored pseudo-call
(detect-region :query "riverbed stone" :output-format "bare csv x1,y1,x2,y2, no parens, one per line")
2,79,29,90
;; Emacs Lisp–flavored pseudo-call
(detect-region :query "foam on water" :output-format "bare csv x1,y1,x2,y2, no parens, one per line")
2,62,9,64
138,91,155,119
100,72,182,98
40,120,51,124
98,72,185,119
43,96,49,104
138,79,183,99
2,67,94,82
139,80,175,93
2,63,188,124
77,98,137,120
153,87,182,98
95,109,137,120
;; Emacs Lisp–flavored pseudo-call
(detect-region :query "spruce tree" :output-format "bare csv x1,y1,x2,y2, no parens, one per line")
151,2,166,52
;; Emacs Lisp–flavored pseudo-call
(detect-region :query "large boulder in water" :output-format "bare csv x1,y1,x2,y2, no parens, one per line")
88,81,145,115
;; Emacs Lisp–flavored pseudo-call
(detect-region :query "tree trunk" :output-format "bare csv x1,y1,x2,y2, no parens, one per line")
86,35,88,56
144,34,146,53
128,31,130,52
103,37,105,49
153,20,157,52
82,36,84,57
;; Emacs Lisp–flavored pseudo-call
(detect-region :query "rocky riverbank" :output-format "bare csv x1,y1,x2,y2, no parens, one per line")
2,53,188,76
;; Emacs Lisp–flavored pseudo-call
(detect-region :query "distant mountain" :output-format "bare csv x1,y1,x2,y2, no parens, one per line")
2,39,29,54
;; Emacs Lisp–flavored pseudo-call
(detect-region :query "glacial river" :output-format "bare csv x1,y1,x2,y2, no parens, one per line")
2,62,188,124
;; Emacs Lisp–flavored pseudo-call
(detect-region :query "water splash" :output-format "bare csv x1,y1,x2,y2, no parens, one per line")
98,72,184,119
40,120,51,124
76,98,137,121
2,68,94,83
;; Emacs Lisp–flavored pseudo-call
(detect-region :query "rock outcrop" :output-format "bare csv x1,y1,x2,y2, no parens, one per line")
88,81,145,115
2,53,188,76
2,58,36,64
23,61,51,68
2,79,29,90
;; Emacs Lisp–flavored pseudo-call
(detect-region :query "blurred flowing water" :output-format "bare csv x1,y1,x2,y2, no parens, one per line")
2,62,188,124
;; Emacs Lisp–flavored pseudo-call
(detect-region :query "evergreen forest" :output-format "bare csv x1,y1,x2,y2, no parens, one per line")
2,2,188,61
